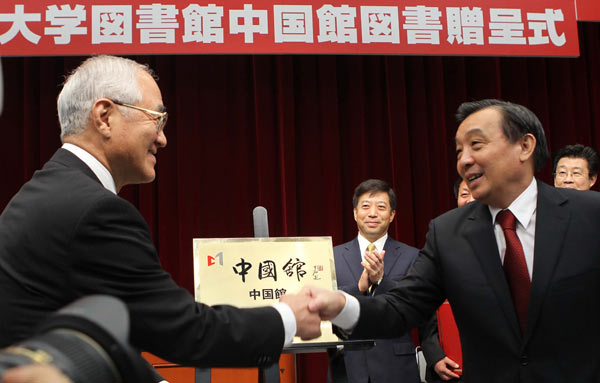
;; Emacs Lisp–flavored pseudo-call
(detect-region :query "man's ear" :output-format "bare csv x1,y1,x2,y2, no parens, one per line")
519,133,536,163
90,99,115,138
590,175,597,188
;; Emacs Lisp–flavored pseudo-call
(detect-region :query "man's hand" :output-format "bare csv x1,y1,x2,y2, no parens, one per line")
2,365,71,383
303,285,346,320
433,356,461,380
362,249,385,284
279,292,322,340
358,268,370,293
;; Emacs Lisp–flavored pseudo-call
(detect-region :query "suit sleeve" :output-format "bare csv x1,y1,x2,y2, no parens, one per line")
337,281,364,297
371,272,398,295
419,314,446,381
68,196,284,367
351,220,446,340
377,244,447,371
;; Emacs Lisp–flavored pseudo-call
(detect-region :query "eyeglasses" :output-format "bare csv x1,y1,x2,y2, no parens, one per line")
555,169,587,180
111,99,168,133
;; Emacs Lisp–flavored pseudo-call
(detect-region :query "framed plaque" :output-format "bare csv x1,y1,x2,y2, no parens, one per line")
193,236,338,343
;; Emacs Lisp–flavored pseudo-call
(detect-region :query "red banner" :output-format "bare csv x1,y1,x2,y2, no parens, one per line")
0,0,578,57
577,0,600,21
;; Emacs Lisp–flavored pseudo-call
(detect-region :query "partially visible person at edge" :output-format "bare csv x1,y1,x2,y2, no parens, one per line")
455,178,475,207
552,144,599,190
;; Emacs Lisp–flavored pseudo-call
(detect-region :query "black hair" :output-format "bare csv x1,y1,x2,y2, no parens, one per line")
552,144,600,177
352,179,396,211
456,99,549,173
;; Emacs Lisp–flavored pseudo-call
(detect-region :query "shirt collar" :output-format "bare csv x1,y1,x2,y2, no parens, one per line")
62,143,117,194
357,232,388,254
489,177,537,228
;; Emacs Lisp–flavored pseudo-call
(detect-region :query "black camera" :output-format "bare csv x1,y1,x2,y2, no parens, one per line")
0,295,154,383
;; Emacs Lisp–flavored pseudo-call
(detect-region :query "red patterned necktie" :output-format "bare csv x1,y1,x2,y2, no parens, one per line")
496,209,531,335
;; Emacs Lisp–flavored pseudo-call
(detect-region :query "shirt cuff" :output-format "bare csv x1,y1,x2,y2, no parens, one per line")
331,291,360,331
274,302,296,347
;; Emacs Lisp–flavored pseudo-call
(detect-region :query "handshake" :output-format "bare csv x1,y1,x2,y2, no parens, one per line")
279,286,348,340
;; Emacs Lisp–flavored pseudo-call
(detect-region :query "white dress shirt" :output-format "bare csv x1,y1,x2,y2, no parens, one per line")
61,143,297,346
488,177,537,279
357,233,388,263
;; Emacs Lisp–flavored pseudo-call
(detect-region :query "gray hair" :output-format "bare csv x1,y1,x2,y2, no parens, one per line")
57,55,154,141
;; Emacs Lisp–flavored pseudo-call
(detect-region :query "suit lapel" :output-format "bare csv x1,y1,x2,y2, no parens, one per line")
465,202,522,339
382,238,402,275
341,238,364,282
523,181,569,343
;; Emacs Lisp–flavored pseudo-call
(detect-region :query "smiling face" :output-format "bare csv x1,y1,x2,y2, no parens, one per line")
554,157,596,190
455,107,535,209
108,70,167,190
353,191,396,242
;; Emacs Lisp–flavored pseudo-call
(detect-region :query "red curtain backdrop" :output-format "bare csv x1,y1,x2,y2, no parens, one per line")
1,21,599,381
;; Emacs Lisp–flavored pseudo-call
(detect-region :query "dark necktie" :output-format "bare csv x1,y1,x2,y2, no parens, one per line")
497,209,531,334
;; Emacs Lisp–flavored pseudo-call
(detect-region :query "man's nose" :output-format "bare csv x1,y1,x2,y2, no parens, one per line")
457,150,473,173
157,130,167,148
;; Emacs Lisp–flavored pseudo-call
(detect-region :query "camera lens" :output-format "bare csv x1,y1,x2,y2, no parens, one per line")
0,296,155,383
0,328,118,382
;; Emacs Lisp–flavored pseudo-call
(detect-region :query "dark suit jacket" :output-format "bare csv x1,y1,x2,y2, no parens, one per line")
0,149,283,367
350,180,600,382
335,237,443,383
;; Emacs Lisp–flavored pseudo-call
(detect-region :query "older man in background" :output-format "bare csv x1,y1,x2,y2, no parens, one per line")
552,144,599,190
